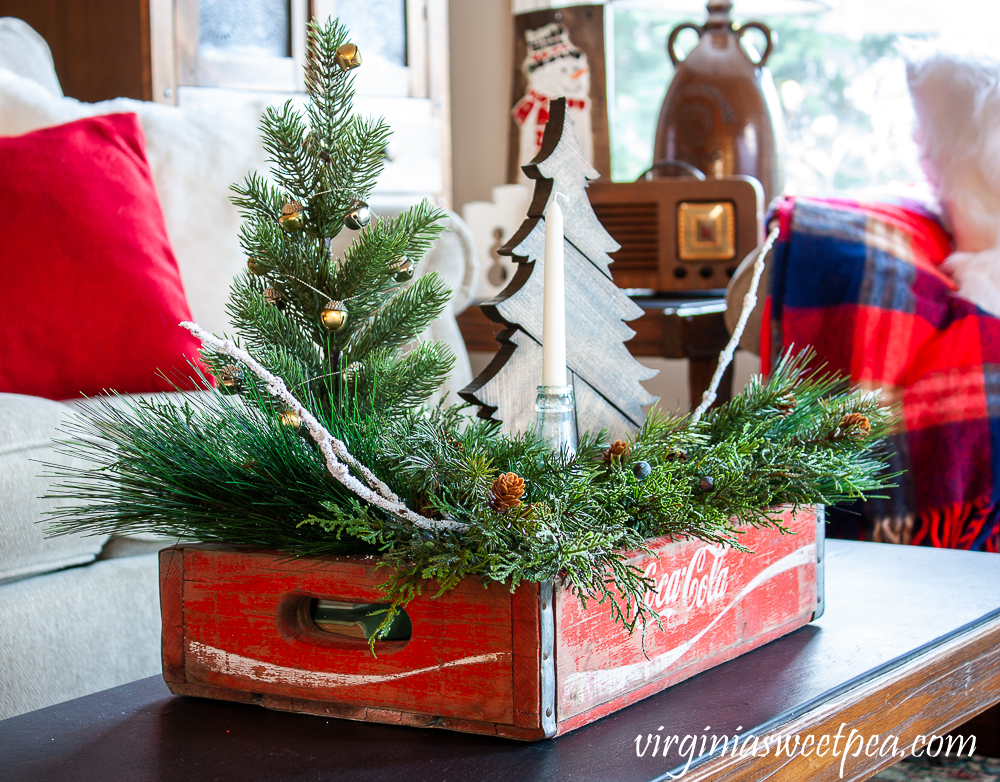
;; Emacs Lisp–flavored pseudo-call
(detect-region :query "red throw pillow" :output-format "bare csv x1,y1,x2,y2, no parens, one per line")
0,113,208,400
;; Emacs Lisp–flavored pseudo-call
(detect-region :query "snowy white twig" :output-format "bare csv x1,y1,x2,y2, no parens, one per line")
181,322,468,533
691,223,782,424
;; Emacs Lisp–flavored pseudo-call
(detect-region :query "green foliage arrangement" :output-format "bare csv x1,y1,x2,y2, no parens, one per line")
45,19,894,640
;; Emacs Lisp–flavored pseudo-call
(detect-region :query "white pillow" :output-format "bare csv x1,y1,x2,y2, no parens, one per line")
908,55,1000,315
0,18,61,98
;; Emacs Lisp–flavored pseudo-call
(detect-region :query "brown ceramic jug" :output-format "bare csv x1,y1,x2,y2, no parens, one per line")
652,0,784,206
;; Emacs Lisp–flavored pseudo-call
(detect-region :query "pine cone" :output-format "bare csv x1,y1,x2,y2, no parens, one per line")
665,450,688,463
488,472,525,512
840,413,871,439
602,439,630,464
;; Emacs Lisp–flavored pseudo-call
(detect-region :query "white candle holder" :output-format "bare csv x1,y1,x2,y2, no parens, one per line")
535,384,578,460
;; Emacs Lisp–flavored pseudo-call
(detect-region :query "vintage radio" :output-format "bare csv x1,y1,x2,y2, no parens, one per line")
587,176,764,292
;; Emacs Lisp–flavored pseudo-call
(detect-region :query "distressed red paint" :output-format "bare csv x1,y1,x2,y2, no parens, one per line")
160,506,818,740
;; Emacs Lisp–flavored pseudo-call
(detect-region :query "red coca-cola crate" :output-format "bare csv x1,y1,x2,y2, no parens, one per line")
159,506,822,740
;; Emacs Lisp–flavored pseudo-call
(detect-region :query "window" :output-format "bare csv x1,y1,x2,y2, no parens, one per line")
609,0,1000,193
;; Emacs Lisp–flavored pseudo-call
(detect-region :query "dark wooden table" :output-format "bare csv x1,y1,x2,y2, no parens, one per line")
457,294,735,411
3,541,999,782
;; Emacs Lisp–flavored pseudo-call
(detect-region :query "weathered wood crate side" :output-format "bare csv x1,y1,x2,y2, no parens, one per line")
553,506,819,735
159,546,520,726
158,506,819,741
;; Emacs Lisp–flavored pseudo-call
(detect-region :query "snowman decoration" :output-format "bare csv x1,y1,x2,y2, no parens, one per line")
511,22,593,184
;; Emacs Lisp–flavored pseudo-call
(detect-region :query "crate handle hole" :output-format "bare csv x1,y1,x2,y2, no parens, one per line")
276,594,412,653
309,599,412,642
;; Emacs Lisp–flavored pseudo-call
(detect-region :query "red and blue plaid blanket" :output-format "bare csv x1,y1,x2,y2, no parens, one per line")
763,196,1000,552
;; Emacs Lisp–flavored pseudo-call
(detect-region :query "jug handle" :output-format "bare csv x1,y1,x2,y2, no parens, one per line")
638,160,707,181
667,23,703,67
736,21,773,67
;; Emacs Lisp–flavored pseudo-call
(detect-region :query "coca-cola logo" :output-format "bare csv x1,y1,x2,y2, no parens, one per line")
641,546,730,623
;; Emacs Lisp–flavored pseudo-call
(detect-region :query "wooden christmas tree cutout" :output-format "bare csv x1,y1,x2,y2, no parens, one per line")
460,98,657,437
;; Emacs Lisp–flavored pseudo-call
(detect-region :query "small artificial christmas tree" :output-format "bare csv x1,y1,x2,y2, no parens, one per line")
211,23,454,423
47,19,895,640
461,98,656,436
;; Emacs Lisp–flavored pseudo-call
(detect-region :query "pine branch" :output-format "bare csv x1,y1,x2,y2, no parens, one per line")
346,273,452,359
230,172,285,225
187,323,466,531
260,101,317,202
358,342,456,418
304,20,355,151
328,202,446,316
226,275,324,371
326,116,391,203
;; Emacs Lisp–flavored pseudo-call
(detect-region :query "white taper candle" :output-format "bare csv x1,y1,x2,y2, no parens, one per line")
542,199,567,387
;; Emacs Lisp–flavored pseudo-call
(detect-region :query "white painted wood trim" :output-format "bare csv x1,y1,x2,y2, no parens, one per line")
149,0,178,105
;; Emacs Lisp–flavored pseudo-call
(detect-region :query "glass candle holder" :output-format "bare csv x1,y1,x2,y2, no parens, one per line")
535,384,578,460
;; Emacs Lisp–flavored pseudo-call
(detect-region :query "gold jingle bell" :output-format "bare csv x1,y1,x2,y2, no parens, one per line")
391,256,414,282
320,300,348,331
279,409,302,430
343,199,371,230
334,43,362,71
218,365,242,394
342,361,363,384
278,201,305,232
263,286,285,309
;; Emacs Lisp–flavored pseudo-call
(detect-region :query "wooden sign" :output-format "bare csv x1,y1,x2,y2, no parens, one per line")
509,5,610,185
461,98,656,438
160,506,821,740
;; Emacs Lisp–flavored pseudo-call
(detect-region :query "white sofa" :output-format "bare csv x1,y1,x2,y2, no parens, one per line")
0,18,478,720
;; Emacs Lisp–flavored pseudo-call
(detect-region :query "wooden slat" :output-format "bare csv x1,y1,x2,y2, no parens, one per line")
148,0,176,105
511,582,541,728
163,679,263,705
458,299,728,359
262,693,367,722
158,547,185,684
457,299,734,411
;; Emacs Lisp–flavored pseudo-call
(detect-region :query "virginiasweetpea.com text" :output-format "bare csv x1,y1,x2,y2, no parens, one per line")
635,723,976,778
